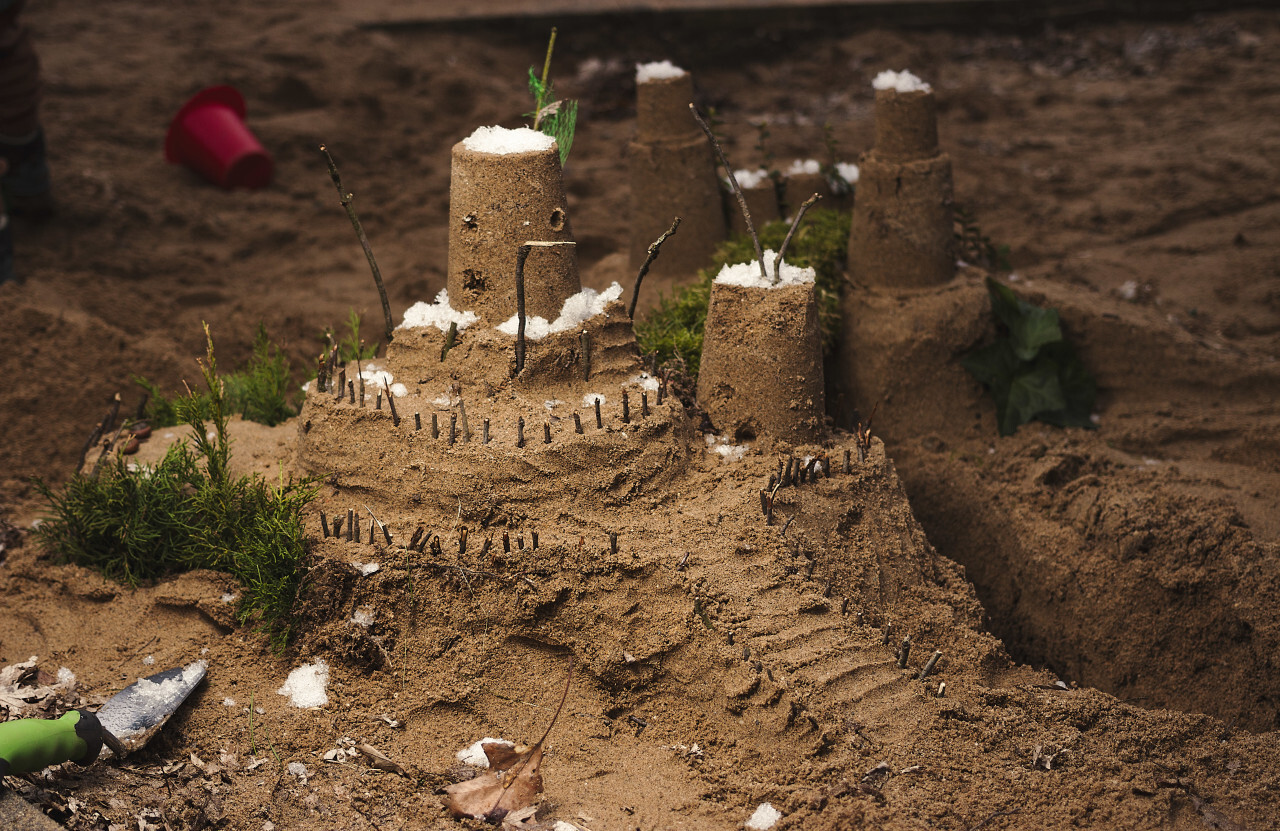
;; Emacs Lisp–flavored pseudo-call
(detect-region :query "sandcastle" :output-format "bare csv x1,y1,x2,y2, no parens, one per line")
847,69,955,287
628,61,727,286
297,125,705,519
274,72,1280,831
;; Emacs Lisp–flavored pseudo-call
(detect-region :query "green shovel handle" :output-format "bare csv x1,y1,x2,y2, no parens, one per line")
0,710,104,778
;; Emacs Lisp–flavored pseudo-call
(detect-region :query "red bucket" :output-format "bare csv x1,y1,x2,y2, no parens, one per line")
164,86,272,190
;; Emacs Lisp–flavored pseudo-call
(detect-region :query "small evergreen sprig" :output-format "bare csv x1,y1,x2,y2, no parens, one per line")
37,325,318,648
526,28,578,166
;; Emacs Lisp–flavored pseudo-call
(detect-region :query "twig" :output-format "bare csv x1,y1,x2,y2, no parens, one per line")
320,144,393,345
77,393,121,474
629,216,681,319
515,244,531,375
512,241,575,376
690,104,766,282
775,192,821,284
384,379,400,427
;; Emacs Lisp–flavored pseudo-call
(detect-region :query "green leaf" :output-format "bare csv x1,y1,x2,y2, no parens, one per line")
985,277,1062,361
1001,363,1066,436
963,280,1098,436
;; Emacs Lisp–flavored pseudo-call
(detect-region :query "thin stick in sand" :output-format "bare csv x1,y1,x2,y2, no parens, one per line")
629,215,681,319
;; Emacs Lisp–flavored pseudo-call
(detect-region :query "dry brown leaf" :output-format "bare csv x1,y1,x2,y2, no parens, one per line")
356,742,406,775
445,659,573,822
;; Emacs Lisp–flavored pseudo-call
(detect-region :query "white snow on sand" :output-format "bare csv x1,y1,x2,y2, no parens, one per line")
636,60,686,83
359,364,407,399
730,168,772,189
277,660,329,709
496,282,623,340
713,250,815,289
457,737,514,768
398,288,480,332
462,125,555,155
873,69,931,93
785,159,821,176
745,803,782,830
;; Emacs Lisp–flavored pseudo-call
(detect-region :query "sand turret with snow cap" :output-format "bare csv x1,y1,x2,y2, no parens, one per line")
448,126,580,322
697,252,826,443
847,70,955,288
629,61,727,293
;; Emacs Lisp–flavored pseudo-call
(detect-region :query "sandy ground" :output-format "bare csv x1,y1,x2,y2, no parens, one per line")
2,2,1279,829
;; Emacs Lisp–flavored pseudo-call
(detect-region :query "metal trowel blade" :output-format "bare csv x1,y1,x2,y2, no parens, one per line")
96,660,208,758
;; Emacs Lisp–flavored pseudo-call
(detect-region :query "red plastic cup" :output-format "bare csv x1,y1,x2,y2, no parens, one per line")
164,86,272,190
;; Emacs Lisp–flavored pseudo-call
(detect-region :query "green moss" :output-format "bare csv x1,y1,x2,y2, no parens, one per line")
37,328,317,649
636,208,850,377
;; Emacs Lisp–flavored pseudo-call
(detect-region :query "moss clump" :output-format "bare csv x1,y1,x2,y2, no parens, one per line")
37,327,317,648
636,207,850,376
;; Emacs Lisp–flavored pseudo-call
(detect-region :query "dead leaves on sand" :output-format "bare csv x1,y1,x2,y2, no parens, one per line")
445,660,573,825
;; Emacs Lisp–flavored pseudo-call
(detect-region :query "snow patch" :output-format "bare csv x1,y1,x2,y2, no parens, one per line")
583,393,607,408
496,282,623,340
359,364,405,400
398,288,480,332
835,162,860,184
785,158,821,176
352,562,380,576
128,661,207,709
457,737,514,768
636,60,686,83
730,168,772,189
745,803,782,830
713,250,815,289
873,69,931,93
627,373,660,392
351,606,374,627
277,660,329,709
462,125,555,155
706,434,749,462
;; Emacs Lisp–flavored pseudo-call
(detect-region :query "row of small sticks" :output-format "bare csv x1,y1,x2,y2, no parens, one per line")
318,510,623,558
324,372,665,446
759,447,867,525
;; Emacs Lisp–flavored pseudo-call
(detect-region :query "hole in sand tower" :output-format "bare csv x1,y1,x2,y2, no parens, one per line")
734,425,756,444
462,269,485,291
462,213,478,230
548,208,566,231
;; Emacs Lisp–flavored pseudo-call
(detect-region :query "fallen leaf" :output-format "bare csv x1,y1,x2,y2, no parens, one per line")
445,659,574,822
356,742,406,775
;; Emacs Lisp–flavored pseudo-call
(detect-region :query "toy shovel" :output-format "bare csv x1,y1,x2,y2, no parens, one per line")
0,660,207,777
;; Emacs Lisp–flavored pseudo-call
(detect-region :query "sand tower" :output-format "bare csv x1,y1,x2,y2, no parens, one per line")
447,126,580,322
847,70,955,287
697,252,826,442
629,62,727,287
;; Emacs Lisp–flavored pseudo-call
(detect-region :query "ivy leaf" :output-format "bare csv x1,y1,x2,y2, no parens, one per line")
985,277,1062,361
963,279,1097,436
1002,362,1066,436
